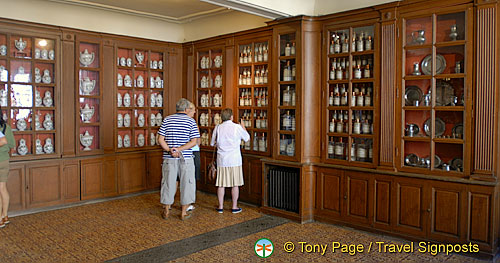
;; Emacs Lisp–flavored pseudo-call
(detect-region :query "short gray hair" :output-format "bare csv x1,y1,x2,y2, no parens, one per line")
221,108,233,121
176,98,192,112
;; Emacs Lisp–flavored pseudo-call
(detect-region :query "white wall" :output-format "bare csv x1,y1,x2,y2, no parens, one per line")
239,0,315,16
183,11,270,42
0,0,186,42
314,0,398,16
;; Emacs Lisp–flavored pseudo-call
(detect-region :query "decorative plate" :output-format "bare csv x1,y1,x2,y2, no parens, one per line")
424,117,446,137
405,86,423,106
436,80,454,106
449,158,463,171
404,153,420,166
421,54,446,75
452,123,463,137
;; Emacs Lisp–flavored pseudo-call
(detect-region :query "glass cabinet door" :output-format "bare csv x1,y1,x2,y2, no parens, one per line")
325,24,377,165
401,11,468,174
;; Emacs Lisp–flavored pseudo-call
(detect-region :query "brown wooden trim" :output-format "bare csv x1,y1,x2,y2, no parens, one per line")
380,23,396,166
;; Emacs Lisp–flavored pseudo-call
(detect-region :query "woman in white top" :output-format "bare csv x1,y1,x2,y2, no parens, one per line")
211,108,250,214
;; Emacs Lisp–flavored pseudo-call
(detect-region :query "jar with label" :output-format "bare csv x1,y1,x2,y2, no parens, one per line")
283,86,291,106
329,117,335,132
291,90,296,106
341,92,348,106
354,65,362,79
342,39,349,53
364,92,371,106
334,138,345,159
291,42,296,56
329,40,335,54
356,33,364,52
253,133,259,151
291,115,296,131
362,120,371,134
357,92,364,106
336,120,344,133
357,142,367,162
351,142,356,161
364,65,371,78
351,35,356,52
280,136,287,155
328,138,334,158
351,92,357,106
365,36,372,50
259,134,266,152
284,43,291,56
330,64,336,80
329,92,334,106
336,67,343,80
286,139,295,156
353,118,361,134
334,39,341,53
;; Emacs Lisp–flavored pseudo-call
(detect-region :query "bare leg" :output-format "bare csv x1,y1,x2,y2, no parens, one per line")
231,186,239,210
181,204,190,220
162,204,170,219
217,187,225,209
0,183,8,218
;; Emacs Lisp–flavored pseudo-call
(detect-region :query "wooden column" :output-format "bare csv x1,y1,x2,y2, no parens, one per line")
379,8,397,169
473,0,498,181
61,32,75,157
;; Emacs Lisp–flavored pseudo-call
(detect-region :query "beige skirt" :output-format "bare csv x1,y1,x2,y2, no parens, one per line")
216,166,244,187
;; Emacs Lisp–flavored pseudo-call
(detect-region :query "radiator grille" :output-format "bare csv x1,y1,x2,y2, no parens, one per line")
268,166,300,213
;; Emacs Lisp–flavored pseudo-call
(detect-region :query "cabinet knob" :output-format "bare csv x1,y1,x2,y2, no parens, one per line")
344,195,347,200
427,208,431,212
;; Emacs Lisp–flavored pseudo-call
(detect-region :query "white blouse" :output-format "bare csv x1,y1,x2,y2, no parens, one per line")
210,120,250,167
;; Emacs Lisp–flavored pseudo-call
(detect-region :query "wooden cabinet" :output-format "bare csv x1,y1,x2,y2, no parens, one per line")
117,152,146,194
396,4,474,176
315,168,372,227
6,163,25,211
81,156,117,200
239,154,262,205
63,159,80,202
146,150,162,189
26,161,63,208
322,17,380,167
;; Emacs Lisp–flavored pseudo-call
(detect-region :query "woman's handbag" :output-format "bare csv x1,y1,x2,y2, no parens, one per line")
207,126,218,182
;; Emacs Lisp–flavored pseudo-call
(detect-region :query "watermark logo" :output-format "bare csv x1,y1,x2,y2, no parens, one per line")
254,238,274,258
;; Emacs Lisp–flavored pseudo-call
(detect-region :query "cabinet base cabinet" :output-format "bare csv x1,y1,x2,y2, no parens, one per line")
81,157,117,200
146,151,163,189
118,153,147,194
6,164,25,211
314,166,499,255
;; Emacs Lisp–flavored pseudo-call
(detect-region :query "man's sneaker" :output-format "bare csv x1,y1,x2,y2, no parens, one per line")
187,205,195,212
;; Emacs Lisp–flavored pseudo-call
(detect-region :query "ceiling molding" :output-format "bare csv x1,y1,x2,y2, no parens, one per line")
46,0,233,24
200,0,290,19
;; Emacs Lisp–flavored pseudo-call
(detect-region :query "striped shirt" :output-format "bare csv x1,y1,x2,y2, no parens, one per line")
158,113,200,159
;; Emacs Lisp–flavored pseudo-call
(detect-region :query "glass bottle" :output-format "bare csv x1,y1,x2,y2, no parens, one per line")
357,92,364,106
364,92,371,106
362,119,371,134
253,132,259,151
342,38,349,53
365,35,372,51
283,86,291,106
351,34,356,53
354,65,362,79
364,64,371,78
353,118,361,134
357,141,367,162
341,92,348,106
351,92,356,106
336,118,344,133
336,66,343,80
291,64,296,80
334,138,345,159
330,62,336,80
286,138,295,156
280,135,287,154
259,133,266,152
291,42,296,56
329,115,335,132
329,91,334,106
329,40,334,54
291,115,296,131
333,92,340,106
291,89,296,106
285,43,291,56
357,32,364,52
328,137,334,158
334,37,341,53
351,142,356,161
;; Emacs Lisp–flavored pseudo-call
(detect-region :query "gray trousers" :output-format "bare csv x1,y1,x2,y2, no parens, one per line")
160,158,196,206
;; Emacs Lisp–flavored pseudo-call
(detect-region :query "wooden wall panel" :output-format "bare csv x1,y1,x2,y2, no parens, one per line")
102,43,114,152
432,189,460,237
63,160,80,202
250,157,262,196
168,46,183,115
395,179,426,237
346,177,368,218
102,156,117,197
469,192,490,244
322,172,342,214
146,151,163,189
374,179,391,225
380,23,396,166
27,162,62,208
474,6,497,174
118,153,147,194
7,164,25,211
62,33,75,156
81,159,103,200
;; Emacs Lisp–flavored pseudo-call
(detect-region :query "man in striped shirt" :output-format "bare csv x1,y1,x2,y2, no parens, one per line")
158,98,200,220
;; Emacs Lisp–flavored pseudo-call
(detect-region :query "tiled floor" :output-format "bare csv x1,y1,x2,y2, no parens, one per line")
0,192,494,262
